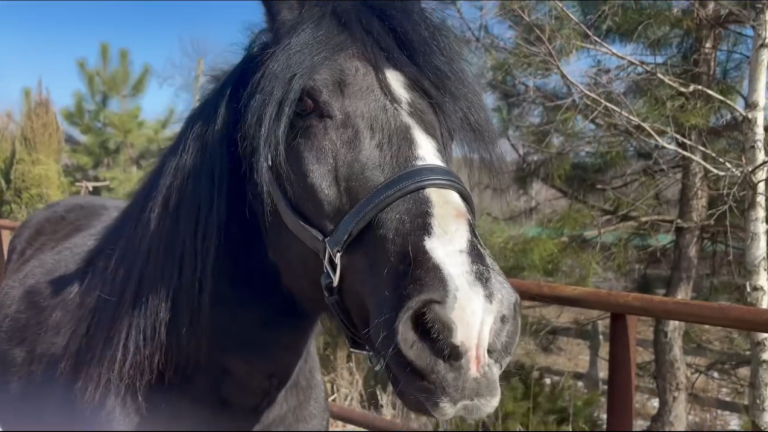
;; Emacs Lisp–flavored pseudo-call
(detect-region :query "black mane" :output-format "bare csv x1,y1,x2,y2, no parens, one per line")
60,1,502,404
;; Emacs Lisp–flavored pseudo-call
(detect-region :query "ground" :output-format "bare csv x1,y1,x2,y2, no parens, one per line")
517,301,749,431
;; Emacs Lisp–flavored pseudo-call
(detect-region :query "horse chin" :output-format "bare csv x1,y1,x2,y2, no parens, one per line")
381,361,435,417
427,393,501,421
381,353,502,421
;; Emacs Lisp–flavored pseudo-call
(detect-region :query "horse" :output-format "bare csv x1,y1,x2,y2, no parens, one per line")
0,1,521,430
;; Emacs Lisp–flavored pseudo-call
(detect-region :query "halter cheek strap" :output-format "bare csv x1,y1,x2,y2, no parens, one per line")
266,164,475,355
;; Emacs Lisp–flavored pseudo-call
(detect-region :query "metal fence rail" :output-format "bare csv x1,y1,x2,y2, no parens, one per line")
0,220,764,431
510,278,768,333
328,403,421,431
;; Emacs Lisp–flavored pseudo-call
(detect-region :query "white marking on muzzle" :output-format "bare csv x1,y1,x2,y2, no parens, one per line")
385,69,495,376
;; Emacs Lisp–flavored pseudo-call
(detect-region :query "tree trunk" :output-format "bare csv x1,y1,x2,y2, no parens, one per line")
585,320,602,393
648,2,717,430
193,57,204,108
745,3,768,429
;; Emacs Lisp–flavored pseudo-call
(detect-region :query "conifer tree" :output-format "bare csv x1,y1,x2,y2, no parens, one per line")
61,42,175,199
0,81,68,220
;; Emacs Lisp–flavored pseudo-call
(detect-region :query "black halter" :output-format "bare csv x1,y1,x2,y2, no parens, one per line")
266,163,475,357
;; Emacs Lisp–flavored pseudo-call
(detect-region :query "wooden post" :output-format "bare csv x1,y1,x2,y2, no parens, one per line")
194,57,204,107
0,230,6,287
0,228,11,288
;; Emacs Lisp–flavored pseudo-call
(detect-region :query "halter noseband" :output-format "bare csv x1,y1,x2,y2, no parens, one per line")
266,163,475,357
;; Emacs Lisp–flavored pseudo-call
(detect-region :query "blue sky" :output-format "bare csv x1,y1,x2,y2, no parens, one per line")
0,1,266,120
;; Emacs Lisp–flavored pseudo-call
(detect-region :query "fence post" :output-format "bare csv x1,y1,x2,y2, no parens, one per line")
606,313,637,431
0,228,9,287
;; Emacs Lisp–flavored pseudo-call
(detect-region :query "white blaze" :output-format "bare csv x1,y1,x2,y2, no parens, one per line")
385,69,495,375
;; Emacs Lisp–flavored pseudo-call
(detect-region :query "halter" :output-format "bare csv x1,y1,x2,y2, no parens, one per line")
266,163,475,358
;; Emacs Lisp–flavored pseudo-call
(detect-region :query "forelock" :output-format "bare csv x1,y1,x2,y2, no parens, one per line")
215,2,503,200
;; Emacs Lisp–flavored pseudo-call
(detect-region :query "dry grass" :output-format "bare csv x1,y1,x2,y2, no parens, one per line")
518,302,749,431
320,299,751,431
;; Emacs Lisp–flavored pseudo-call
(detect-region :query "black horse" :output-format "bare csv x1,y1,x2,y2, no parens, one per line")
0,1,521,430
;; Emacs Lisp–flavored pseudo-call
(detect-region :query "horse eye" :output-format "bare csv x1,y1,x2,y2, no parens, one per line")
295,93,317,117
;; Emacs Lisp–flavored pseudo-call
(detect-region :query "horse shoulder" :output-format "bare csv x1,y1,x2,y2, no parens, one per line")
251,337,329,431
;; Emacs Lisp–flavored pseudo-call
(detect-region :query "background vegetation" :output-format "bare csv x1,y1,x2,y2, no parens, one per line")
4,1,768,430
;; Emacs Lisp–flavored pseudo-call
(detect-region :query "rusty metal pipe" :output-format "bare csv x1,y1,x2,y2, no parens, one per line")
328,402,424,431
0,220,18,231
606,313,637,431
509,278,768,334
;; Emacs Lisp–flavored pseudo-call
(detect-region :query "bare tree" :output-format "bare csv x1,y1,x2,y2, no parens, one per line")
744,2,768,428
193,57,205,108
648,3,720,429
157,37,224,118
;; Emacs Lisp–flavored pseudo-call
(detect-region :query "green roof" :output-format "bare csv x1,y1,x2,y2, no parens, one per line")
519,226,731,252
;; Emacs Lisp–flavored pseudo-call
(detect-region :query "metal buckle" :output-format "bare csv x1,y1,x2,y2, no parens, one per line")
367,352,385,371
323,245,342,288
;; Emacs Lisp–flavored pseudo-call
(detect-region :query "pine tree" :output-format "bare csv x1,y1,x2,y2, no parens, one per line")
0,81,68,221
60,42,175,199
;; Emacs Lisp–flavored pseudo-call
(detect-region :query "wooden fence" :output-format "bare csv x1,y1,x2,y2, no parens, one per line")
1,219,767,431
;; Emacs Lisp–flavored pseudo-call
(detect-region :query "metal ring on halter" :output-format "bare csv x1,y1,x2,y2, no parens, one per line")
323,246,342,287
367,352,385,371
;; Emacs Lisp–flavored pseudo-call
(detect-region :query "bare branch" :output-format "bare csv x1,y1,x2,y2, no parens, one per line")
516,7,738,176
554,1,747,119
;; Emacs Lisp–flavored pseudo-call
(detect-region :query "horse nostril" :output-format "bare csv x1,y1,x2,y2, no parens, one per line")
411,302,463,365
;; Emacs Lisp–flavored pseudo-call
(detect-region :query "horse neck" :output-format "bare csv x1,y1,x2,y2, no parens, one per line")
200,204,323,398
195,152,325,366
217,190,322,335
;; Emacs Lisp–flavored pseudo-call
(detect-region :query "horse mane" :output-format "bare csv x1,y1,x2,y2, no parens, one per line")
58,1,503,405
60,60,255,403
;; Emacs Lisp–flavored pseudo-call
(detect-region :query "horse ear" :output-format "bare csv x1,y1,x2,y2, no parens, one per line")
262,1,306,38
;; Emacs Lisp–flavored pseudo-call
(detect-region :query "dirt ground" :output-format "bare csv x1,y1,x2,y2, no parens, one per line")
517,301,749,431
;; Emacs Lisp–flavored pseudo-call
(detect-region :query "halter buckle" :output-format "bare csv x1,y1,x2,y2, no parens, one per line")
323,245,342,288
367,352,385,371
